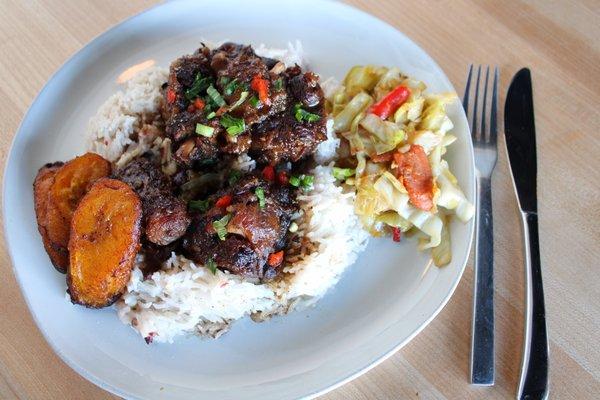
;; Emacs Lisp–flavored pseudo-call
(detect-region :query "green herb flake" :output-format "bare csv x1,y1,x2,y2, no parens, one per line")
228,170,242,185
273,78,284,91
206,257,218,274
206,111,216,119
249,95,260,108
289,174,314,191
212,214,232,241
293,103,321,123
206,85,226,107
189,199,211,212
220,113,246,136
255,187,266,209
185,73,214,101
332,167,356,181
195,123,214,137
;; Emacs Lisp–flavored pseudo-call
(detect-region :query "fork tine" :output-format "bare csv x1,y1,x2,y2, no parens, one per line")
481,66,490,142
489,66,499,145
462,64,473,114
471,66,482,140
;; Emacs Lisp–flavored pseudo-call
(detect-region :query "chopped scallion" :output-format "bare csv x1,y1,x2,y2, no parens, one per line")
289,174,314,191
206,85,226,107
195,123,214,137
332,167,356,181
220,113,246,136
212,214,232,241
273,78,284,91
206,257,217,274
206,111,216,119
228,170,242,185
185,73,214,100
255,187,265,209
249,95,260,108
223,79,240,96
228,91,249,111
293,103,321,123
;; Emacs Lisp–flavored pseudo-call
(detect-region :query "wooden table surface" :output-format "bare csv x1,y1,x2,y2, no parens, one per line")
0,0,598,399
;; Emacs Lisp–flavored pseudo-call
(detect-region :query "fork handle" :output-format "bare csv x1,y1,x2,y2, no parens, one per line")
470,176,495,385
517,212,549,400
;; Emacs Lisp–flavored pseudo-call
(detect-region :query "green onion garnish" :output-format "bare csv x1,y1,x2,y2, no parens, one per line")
189,199,211,212
206,111,216,119
273,78,284,91
185,73,214,100
255,187,266,209
212,214,232,241
289,174,314,191
228,91,249,111
223,79,240,96
206,257,217,274
228,170,242,185
220,113,246,136
249,95,260,108
332,167,355,181
206,85,226,107
195,123,214,137
293,103,321,123
219,76,231,86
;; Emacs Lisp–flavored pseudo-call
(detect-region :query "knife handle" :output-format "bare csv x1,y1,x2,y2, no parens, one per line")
517,212,549,400
470,177,495,385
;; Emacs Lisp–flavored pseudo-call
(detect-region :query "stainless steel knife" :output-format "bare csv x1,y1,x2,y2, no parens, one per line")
504,68,549,400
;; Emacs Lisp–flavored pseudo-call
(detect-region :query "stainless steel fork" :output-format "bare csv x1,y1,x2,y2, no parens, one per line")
463,65,499,385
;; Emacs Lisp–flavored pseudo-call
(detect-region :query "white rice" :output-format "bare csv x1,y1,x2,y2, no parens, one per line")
87,43,369,343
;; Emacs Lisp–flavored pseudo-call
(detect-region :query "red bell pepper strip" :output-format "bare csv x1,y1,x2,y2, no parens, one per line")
267,250,284,266
371,85,410,120
251,74,270,105
215,194,232,209
262,165,275,181
393,145,434,211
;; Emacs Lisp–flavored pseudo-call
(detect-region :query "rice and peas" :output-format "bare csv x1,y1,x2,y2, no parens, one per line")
87,43,470,343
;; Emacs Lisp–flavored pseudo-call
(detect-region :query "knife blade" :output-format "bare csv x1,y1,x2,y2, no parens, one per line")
505,68,537,213
505,68,549,400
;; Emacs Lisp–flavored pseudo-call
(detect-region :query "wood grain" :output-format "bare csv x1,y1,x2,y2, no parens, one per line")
0,0,598,399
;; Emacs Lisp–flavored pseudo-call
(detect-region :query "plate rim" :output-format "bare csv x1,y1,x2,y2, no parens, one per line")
2,0,475,399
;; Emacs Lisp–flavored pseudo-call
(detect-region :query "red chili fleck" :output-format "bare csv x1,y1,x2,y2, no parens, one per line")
262,165,275,181
392,227,401,242
166,88,176,104
194,98,205,110
277,170,289,185
187,104,196,113
267,250,284,266
251,74,270,105
215,194,232,209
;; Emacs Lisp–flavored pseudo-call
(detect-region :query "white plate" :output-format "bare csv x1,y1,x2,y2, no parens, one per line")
3,0,475,399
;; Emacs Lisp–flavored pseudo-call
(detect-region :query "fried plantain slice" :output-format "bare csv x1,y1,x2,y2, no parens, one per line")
33,162,68,272
67,178,142,308
45,153,111,263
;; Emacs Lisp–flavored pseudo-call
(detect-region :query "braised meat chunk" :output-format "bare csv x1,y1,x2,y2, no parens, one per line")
182,174,297,280
162,42,326,168
114,156,191,246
